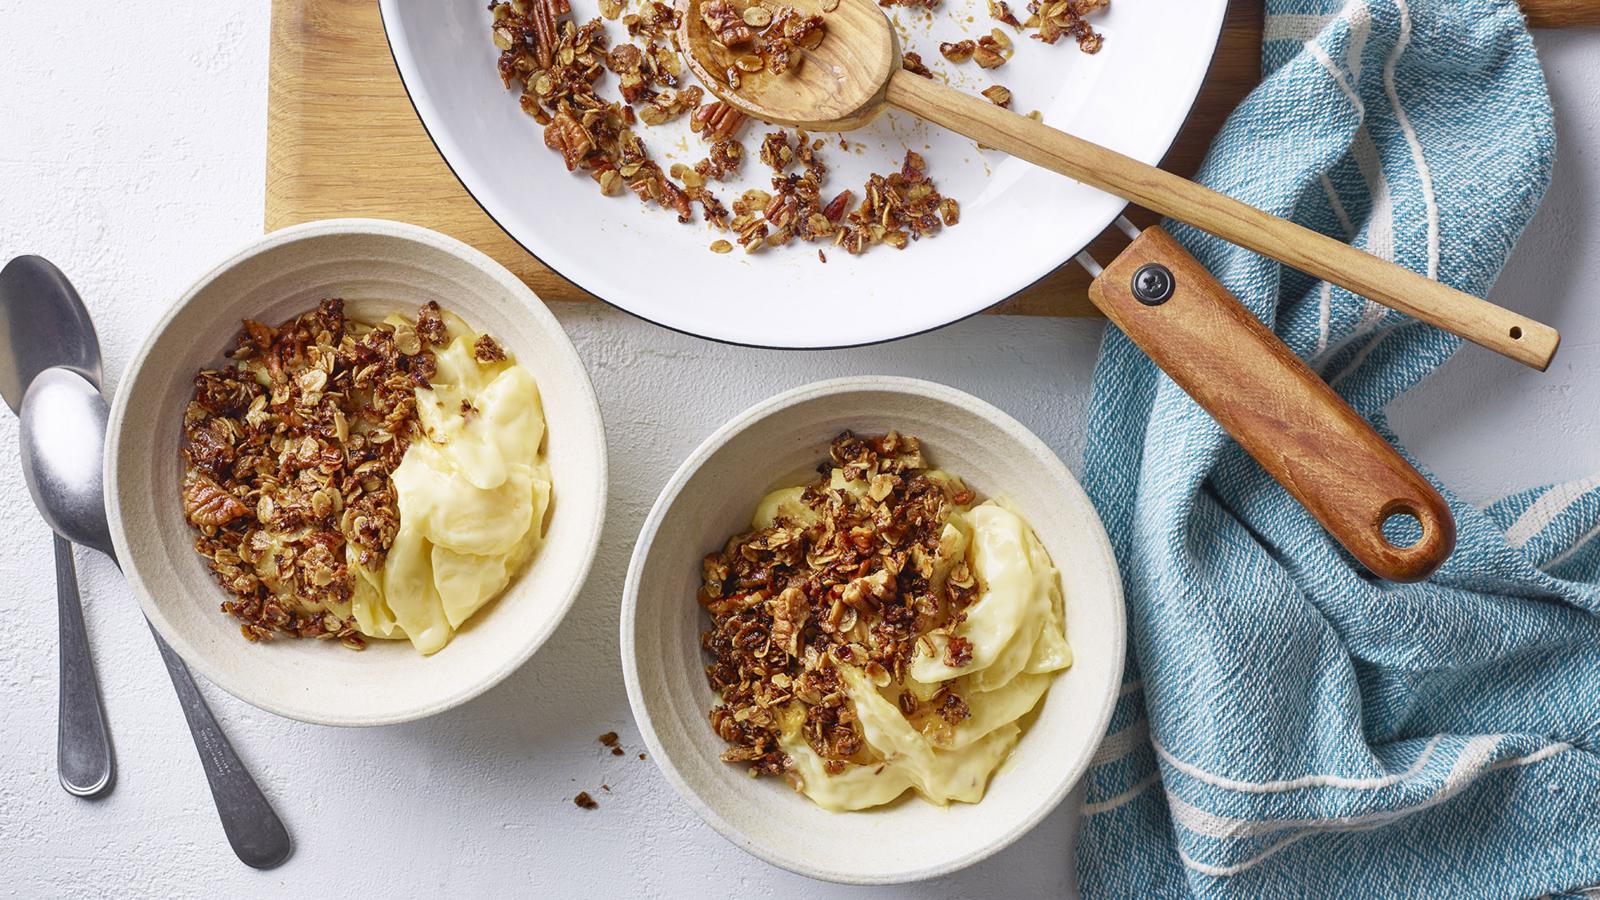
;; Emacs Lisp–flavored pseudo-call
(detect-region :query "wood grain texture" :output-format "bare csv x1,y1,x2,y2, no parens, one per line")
1088,226,1457,582
1522,0,1600,28
264,0,1262,316
887,67,1561,368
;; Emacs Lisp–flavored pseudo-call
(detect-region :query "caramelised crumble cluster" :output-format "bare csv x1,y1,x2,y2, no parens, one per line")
723,137,957,255
179,300,450,647
699,432,982,779
1023,0,1105,51
488,0,1106,255
697,0,826,85
493,0,721,223
932,0,1104,71
489,0,959,255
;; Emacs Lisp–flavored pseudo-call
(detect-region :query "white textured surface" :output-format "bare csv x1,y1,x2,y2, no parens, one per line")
0,2,1595,896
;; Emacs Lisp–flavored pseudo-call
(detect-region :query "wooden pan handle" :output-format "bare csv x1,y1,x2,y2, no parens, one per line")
1088,226,1457,582
1521,0,1600,27
885,71,1559,370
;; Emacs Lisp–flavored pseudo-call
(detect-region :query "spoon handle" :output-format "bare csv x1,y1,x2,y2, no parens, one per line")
883,69,1558,370
54,535,114,797
1088,225,1455,581
147,623,293,869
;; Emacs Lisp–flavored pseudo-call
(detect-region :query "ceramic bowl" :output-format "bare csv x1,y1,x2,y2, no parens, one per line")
107,219,607,726
622,377,1124,883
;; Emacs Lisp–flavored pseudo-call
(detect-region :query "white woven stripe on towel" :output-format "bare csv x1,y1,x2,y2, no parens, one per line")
1174,742,1571,878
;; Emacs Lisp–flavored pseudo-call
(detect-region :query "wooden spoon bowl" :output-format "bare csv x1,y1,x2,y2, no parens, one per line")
676,0,896,131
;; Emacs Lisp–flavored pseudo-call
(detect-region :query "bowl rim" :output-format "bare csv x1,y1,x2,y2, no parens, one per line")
620,375,1126,884
104,217,609,726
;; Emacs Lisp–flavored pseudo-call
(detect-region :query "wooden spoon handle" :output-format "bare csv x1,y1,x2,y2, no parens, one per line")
884,70,1559,371
1522,0,1600,27
1089,225,1456,582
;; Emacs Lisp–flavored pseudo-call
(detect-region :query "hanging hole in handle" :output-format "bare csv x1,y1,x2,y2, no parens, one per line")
1510,326,1523,340
1381,509,1424,550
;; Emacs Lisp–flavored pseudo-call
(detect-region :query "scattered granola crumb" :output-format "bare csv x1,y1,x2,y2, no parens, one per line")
972,28,1013,68
940,39,975,63
710,239,733,253
639,752,647,760
901,51,934,78
1025,0,1106,51
989,0,1022,28
473,333,507,363
612,747,625,756
818,249,827,264
574,792,598,810
981,84,1013,108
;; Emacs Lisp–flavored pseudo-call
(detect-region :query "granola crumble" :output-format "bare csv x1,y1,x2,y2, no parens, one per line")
696,0,826,82
180,299,445,648
486,0,1106,257
699,432,984,780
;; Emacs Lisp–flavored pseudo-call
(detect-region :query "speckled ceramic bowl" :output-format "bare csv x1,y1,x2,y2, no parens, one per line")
107,219,607,726
622,377,1124,884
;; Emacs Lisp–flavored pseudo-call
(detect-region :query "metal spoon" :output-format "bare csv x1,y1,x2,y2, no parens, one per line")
0,255,114,797
19,366,293,870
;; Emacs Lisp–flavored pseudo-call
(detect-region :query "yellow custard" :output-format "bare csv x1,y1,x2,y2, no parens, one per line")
749,472,1071,811
350,316,551,655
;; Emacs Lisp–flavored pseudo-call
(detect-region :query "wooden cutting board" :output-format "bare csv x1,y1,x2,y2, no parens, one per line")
265,0,1264,316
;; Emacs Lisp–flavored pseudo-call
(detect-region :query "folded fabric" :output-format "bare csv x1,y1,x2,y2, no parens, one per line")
1074,1,1600,896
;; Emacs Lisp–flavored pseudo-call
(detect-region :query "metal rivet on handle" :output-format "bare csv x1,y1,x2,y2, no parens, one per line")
1131,264,1175,305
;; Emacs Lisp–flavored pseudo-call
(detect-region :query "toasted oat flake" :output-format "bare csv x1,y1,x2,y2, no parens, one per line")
939,39,975,63
981,84,1012,108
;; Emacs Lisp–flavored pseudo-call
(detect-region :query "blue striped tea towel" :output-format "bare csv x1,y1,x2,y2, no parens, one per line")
1074,1,1600,896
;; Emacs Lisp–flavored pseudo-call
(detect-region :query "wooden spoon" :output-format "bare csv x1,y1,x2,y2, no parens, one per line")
675,0,1558,372
676,0,1465,582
